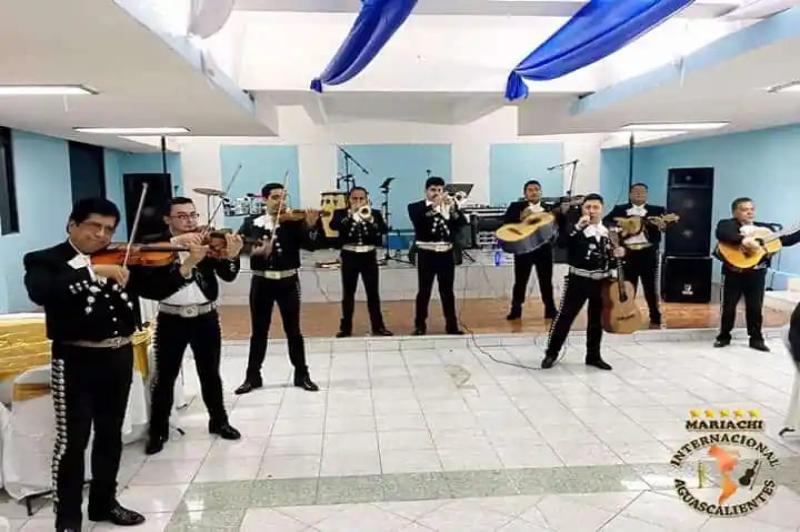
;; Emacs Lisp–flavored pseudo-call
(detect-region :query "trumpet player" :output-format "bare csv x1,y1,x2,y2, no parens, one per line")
408,177,467,335
330,187,393,337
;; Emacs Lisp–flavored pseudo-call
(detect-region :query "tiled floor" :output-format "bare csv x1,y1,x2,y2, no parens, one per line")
4,332,800,531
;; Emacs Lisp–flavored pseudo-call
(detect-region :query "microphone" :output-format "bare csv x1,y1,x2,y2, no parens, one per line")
547,159,579,171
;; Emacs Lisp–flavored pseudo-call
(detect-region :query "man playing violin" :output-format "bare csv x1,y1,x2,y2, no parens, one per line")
144,197,244,455
235,182,321,395
330,186,392,338
603,183,667,329
504,179,559,321
715,197,800,351
542,194,625,371
23,198,198,531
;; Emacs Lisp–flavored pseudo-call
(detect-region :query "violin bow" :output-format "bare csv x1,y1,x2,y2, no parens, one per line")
270,169,291,244
206,163,243,227
123,182,150,267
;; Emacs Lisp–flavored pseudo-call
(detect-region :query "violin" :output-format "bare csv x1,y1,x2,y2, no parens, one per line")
91,243,187,267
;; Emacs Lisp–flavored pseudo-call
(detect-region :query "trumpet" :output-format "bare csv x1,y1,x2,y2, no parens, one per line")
358,205,372,217
442,190,467,209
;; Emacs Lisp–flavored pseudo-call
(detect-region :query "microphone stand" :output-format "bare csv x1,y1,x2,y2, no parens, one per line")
378,177,411,265
338,146,370,192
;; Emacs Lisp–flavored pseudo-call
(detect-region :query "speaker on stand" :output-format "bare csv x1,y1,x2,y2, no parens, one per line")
661,167,714,303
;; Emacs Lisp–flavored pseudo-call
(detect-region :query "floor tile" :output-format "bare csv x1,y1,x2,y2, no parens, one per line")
166,509,245,531
249,478,319,508
378,430,435,451
130,459,203,485
258,453,321,479
194,456,260,482
239,508,307,532
380,449,443,473
117,484,188,514
316,475,385,505
178,481,253,512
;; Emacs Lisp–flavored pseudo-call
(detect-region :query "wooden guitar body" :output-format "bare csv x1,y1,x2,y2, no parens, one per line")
716,239,782,270
495,212,557,255
601,278,643,334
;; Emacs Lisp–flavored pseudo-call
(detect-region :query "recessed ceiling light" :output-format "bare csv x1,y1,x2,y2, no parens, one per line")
73,127,190,135
0,84,97,96
767,81,800,93
620,122,729,132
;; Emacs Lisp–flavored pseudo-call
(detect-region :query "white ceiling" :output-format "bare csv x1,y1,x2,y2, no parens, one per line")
234,0,743,18
0,0,275,153
516,22,800,144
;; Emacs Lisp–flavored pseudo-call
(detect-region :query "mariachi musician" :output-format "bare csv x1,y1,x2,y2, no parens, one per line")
144,197,244,456
714,197,800,351
503,179,559,321
235,182,321,395
542,193,625,371
329,186,393,337
23,198,194,531
603,183,667,328
408,176,467,335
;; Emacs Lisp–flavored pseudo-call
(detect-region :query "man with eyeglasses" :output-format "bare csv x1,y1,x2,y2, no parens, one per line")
144,197,244,455
23,198,194,531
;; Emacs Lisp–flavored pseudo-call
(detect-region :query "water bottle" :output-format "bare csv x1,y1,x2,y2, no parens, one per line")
494,250,502,266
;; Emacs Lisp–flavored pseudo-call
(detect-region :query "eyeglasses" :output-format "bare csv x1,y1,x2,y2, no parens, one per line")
172,213,200,221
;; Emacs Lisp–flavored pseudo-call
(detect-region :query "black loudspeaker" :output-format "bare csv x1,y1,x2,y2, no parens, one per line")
661,256,712,303
123,173,173,241
665,167,714,256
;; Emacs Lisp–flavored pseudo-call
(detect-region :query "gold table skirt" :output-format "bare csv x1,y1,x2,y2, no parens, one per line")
0,316,150,402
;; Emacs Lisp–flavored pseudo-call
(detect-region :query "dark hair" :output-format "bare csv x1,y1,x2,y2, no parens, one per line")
630,183,648,191
425,176,445,189
523,180,541,191
582,193,604,205
349,186,369,197
731,197,752,213
165,196,194,216
69,197,120,227
261,183,284,198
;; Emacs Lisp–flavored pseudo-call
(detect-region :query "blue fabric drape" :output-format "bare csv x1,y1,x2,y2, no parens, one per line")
506,0,693,101
311,0,417,92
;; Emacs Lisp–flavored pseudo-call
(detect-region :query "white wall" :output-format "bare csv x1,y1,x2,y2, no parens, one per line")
175,106,604,217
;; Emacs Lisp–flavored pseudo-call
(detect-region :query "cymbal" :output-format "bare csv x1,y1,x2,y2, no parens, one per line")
193,187,225,197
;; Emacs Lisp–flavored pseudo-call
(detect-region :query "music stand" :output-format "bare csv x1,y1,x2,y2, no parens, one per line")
378,177,411,265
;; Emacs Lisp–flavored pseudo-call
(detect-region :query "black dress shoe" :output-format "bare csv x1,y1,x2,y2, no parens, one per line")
336,330,351,338
371,328,394,336
88,502,145,526
234,380,262,395
649,321,663,330
506,307,522,321
413,327,426,336
544,310,557,320
294,373,319,392
145,434,166,455
749,339,770,352
586,358,613,371
541,355,557,369
209,421,241,440
714,339,730,348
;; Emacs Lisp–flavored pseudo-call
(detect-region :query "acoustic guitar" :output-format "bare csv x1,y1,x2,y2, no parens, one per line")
495,212,557,255
601,230,643,334
614,213,681,238
715,223,799,270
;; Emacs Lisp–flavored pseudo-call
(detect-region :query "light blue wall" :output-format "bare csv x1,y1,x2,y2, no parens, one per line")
336,144,452,231
489,143,564,206
0,131,73,313
219,145,300,228
601,124,800,285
